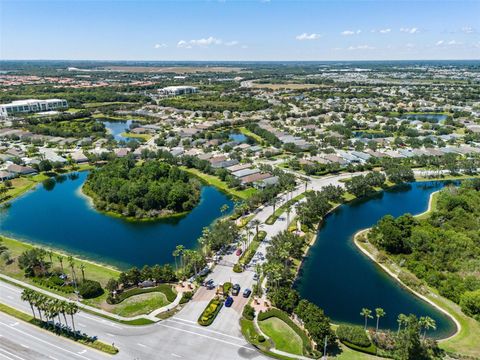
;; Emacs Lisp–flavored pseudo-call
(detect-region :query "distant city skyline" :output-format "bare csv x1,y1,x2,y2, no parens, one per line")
1,0,479,61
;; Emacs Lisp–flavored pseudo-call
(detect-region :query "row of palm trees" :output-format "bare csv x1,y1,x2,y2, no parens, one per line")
21,289,79,333
360,307,437,337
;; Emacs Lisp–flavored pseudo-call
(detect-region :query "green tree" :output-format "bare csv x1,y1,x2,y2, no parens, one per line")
360,308,373,330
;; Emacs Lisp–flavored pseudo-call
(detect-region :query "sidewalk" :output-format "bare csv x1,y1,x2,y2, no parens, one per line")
0,272,182,323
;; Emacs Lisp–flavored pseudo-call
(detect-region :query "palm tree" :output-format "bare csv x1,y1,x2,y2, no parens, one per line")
47,250,53,266
251,219,261,240
271,197,277,216
60,301,69,328
375,308,386,332
67,256,76,285
173,245,185,272
286,207,291,228
57,255,64,273
21,289,37,319
397,313,408,334
33,294,46,322
421,316,436,339
65,302,79,333
360,308,373,330
80,264,86,282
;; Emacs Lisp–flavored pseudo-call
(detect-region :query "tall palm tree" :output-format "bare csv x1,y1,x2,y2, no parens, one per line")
33,294,46,322
421,316,436,339
360,308,373,330
21,289,36,319
397,313,408,334
60,301,69,328
375,308,386,332
251,219,261,240
173,245,185,272
65,302,79,333
47,250,53,266
80,264,86,282
57,255,64,273
67,256,76,285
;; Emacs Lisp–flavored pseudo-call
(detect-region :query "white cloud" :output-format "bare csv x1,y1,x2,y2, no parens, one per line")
347,44,375,50
405,43,415,48
341,30,361,36
177,36,239,48
400,27,419,34
447,40,462,45
296,33,321,41
435,40,444,46
154,43,167,49
379,28,391,34
461,26,475,34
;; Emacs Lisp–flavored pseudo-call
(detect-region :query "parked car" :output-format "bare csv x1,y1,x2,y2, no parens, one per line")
207,283,215,290
232,284,241,296
235,248,243,256
243,288,252,298
225,296,234,307
253,273,259,281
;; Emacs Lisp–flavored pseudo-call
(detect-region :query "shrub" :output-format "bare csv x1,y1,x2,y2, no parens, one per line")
198,298,223,326
233,263,243,273
78,280,104,299
243,305,255,321
258,335,265,342
32,277,74,294
460,289,480,320
336,325,372,348
223,282,232,295
107,284,176,304
180,291,193,304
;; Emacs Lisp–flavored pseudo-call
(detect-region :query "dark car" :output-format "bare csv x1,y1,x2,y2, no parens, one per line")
243,288,252,298
225,296,234,307
232,283,241,296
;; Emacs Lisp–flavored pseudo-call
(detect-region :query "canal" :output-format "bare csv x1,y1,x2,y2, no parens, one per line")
295,181,457,338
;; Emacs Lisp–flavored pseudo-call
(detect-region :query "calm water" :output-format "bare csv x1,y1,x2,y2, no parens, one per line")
0,172,233,269
295,181,457,338
101,120,133,142
229,132,248,143
400,113,447,123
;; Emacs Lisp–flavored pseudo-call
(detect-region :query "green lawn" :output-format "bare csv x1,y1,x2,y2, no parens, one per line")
111,292,168,317
259,317,303,355
180,167,256,200
0,236,120,292
238,127,265,144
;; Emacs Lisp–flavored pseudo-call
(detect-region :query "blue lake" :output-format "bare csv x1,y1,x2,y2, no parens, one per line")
101,120,134,142
0,171,233,269
400,113,447,123
295,181,457,339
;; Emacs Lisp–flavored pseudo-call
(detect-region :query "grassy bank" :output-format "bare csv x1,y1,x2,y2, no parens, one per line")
0,236,120,292
0,173,49,204
352,190,480,358
119,132,152,141
180,166,257,200
0,302,118,355
238,127,265,144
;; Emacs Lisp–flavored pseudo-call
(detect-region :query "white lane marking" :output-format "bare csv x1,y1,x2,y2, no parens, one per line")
105,333,114,337
49,357,59,360
171,354,182,358
9,322,18,327
79,314,123,329
0,347,26,360
20,344,29,349
136,343,147,348
78,350,87,354
170,317,196,324
0,352,15,360
165,318,244,341
0,321,91,360
157,322,253,350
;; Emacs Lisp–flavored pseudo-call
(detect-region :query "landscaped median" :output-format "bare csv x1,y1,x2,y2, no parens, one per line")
0,302,118,355
265,192,308,225
198,297,223,326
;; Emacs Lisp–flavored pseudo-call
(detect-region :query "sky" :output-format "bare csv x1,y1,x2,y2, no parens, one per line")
1,0,479,61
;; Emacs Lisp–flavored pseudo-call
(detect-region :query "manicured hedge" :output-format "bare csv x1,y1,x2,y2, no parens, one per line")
107,284,176,304
336,325,377,355
341,340,377,355
198,298,223,326
336,324,371,348
180,291,193,304
257,308,311,355
32,277,74,294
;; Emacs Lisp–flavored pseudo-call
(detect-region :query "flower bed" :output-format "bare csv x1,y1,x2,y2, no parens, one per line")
198,298,223,326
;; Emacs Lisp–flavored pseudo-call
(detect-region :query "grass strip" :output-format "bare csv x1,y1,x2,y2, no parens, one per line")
0,303,118,354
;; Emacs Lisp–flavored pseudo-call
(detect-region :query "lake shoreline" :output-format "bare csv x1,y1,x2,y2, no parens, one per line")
351,190,462,342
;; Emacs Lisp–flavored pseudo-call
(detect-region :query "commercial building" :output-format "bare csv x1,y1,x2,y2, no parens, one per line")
0,99,68,117
159,86,198,96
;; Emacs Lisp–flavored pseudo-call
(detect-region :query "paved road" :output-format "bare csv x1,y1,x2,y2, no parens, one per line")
0,281,268,360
